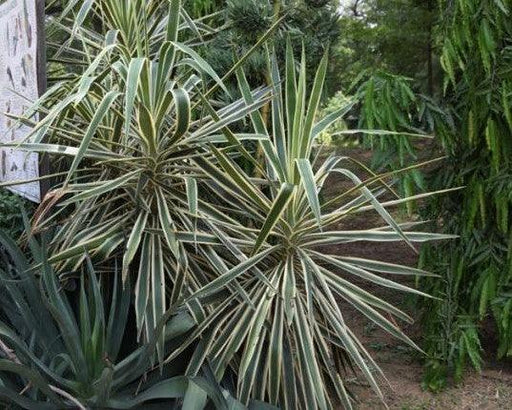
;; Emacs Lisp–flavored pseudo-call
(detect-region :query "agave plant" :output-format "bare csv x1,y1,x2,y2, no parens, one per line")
0,228,189,408
0,228,282,409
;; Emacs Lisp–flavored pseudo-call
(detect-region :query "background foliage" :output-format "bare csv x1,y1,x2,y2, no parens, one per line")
0,190,28,238
197,0,341,98
338,0,512,390
333,0,512,391
418,0,512,389
335,0,439,95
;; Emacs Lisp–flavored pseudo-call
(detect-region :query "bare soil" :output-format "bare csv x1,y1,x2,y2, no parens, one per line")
324,147,512,410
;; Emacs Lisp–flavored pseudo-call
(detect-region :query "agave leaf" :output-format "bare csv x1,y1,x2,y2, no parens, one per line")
124,58,146,139
235,67,286,181
0,361,63,405
268,299,284,405
0,386,55,410
311,251,433,299
338,257,437,277
182,380,208,410
60,170,141,205
106,270,131,360
106,377,188,409
321,267,414,323
316,294,384,401
166,0,181,42
304,229,456,246
172,42,229,95
300,50,328,158
311,100,355,140
333,168,416,251
151,235,166,363
169,88,191,143
282,256,296,326
188,246,278,301
238,284,273,377
293,298,329,409
0,142,122,161
156,187,180,257
211,146,270,211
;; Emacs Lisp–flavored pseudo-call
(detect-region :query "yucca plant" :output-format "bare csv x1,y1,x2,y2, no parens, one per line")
159,44,455,408
3,0,277,360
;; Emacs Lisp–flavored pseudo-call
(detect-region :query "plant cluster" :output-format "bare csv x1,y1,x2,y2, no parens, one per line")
0,0,449,408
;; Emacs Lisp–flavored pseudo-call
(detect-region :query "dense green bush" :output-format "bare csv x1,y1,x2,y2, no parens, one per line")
0,190,26,238
419,0,512,390
354,71,452,215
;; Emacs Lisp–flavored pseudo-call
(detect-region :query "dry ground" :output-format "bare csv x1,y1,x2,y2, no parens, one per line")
324,147,512,410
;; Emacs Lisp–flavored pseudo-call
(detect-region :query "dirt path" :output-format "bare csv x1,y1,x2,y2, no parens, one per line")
324,148,512,409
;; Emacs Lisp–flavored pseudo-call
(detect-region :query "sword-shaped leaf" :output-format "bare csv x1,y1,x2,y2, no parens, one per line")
252,183,295,255
296,159,322,226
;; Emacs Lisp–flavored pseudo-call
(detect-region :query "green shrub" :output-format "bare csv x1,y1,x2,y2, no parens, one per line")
354,71,452,215
419,0,512,389
0,189,28,238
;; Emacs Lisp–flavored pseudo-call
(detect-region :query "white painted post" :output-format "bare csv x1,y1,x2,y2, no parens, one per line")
0,0,45,203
